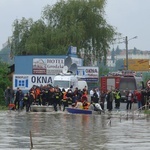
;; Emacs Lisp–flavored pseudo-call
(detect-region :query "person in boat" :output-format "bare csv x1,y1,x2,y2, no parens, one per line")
74,99,83,109
83,86,88,95
61,88,68,111
82,98,90,110
81,92,88,103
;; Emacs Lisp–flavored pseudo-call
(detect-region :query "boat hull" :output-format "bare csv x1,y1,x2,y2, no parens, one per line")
66,107,92,114
30,105,54,112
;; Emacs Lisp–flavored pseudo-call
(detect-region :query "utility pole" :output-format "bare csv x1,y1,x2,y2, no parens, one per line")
125,36,128,70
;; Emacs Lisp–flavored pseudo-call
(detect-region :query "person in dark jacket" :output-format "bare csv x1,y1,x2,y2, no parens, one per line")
14,87,20,110
106,90,114,112
92,89,99,103
100,91,106,110
4,86,14,107
23,93,30,112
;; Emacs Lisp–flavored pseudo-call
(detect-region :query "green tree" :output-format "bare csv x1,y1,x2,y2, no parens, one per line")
111,48,115,63
133,47,137,55
0,61,12,105
10,17,34,56
11,0,117,65
115,59,124,71
115,45,121,55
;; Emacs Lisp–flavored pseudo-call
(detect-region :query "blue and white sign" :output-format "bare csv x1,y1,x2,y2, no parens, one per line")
67,46,77,55
77,66,99,82
13,74,55,90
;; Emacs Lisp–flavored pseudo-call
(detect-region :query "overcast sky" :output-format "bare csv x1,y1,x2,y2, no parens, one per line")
0,0,150,51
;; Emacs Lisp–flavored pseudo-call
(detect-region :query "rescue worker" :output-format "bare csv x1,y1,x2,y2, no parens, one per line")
66,89,73,106
53,88,61,111
14,87,20,110
29,88,36,105
48,86,55,105
23,93,30,112
61,89,68,111
18,89,24,110
35,86,41,105
114,89,121,109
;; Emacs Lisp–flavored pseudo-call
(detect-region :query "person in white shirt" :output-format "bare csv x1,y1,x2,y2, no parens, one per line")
90,88,94,103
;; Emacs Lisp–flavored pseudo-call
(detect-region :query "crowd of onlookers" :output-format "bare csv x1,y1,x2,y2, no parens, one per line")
4,84,150,112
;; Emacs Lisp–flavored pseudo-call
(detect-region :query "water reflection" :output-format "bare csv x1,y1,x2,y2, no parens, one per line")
0,110,149,149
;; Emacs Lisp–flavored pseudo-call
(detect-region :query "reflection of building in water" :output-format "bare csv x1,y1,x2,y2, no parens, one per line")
33,59,46,69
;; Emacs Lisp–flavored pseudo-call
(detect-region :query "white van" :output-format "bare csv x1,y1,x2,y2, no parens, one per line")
78,80,88,91
53,74,78,91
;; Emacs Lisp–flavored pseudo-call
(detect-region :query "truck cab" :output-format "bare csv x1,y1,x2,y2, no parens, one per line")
119,75,144,102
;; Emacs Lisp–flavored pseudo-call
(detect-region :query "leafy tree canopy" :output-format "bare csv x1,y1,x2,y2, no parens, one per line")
10,0,117,65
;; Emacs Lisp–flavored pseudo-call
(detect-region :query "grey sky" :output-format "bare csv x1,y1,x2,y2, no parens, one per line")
0,0,150,51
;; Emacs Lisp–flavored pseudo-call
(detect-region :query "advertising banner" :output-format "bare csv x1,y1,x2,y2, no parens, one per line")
13,74,55,90
124,59,149,71
77,66,99,82
33,58,64,75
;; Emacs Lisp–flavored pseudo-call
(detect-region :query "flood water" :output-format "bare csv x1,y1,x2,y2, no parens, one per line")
0,109,150,150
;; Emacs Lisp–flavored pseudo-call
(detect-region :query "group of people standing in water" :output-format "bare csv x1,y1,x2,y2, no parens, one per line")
4,84,91,112
4,84,150,112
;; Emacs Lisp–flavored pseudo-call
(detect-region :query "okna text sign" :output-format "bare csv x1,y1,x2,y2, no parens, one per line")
13,74,55,90
77,66,99,82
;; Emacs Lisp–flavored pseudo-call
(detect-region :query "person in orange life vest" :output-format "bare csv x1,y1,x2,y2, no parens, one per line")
61,88,68,111
81,92,88,103
29,88,36,105
35,86,41,105
82,98,90,110
83,86,88,95
134,90,142,110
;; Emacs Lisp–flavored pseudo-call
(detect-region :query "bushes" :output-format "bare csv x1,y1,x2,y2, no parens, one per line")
0,61,12,106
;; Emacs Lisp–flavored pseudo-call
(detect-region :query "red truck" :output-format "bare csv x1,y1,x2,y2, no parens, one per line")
100,76,121,92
